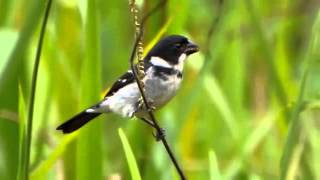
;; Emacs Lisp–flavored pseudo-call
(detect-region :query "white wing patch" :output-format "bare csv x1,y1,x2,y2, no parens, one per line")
86,108,96,113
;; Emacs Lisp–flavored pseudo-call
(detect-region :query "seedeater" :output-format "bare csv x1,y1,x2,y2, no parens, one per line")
57,35,199,133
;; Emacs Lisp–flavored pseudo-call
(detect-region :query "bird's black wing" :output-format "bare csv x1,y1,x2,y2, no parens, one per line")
104,70,136,98
57,71,137,133
104,61,154,98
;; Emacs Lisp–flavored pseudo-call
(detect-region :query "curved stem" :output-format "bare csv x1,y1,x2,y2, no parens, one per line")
129,0,186,179
25,0,52,179
130,32,186,180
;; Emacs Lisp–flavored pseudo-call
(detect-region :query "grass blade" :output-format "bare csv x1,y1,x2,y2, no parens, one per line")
285,135,305,180
224,110,279,179
203,74,237,139
118,128,141,180
17,85,27,180
24,0,52,179
209,150,222,180
143,17,173,55
280,10,320,179
242,110,279,156
0,0,46,109
0,30,18,76
30,132,79,179
244,0,288,109
76,0,103,179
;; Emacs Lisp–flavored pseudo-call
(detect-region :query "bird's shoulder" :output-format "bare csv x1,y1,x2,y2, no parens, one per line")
104,70,136,98
104,60,156,98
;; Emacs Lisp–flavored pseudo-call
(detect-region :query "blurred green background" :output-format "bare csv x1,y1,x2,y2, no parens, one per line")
1,0,320,179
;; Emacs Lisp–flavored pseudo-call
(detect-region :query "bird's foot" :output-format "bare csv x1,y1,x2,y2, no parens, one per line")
153,128,166,141
148,105,156,112
147,100,156,112
137,98,144,109
137,98,156,112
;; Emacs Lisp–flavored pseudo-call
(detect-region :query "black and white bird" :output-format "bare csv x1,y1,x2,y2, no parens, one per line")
57,35,199,134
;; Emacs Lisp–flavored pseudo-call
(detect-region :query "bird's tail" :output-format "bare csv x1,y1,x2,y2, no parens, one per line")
56,107,102,134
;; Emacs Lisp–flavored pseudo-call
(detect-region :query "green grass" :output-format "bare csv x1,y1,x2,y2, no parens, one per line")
208,150,222,180
0,0,320,179
280,9,320,180
76,0,103,179
118,128,141,180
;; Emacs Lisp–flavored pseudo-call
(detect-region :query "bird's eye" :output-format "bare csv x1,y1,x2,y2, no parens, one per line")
174,43,183,49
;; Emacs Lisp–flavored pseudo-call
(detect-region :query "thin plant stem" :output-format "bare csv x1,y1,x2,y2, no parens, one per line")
201,0,224,74
129,0,186,179
280,11,320,178
140,0,167,26
130,33,186,180
25,0,52,179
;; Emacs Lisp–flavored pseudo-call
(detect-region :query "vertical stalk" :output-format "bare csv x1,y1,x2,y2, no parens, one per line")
76,0,103,179
23,0,52,179
128,0,186,179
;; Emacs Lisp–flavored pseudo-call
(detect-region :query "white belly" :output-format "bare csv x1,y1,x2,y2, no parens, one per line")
101,83,141,117
101,67,182,118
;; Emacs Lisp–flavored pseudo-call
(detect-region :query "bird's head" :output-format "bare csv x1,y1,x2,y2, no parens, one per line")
146,35,199,65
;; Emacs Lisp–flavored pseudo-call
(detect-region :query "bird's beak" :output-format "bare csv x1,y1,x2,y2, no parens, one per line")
185,41,199,55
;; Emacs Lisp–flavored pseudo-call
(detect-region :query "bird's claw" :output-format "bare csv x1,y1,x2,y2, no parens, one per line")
137,98,155,112
148,106,156,112
152,128,166,141
137,98,144,109
148,99,156,111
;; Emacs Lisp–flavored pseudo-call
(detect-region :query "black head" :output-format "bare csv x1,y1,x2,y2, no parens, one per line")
146,35,199,65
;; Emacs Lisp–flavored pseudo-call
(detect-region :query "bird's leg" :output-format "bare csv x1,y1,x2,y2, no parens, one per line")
153,127,166,141
147,100,156,112
137,97,156,111
136,98,164,141
139,117,156,128
139,117,165,142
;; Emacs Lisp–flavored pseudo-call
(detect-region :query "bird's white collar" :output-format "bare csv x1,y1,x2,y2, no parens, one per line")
150,53,187,72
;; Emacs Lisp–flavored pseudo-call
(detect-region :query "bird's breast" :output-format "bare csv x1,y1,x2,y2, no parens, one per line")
144,67,182,108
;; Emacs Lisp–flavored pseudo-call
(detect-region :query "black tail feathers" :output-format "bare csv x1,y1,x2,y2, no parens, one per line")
56,111,101,134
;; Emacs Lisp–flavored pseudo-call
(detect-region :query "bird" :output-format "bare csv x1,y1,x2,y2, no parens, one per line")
56,35,199,135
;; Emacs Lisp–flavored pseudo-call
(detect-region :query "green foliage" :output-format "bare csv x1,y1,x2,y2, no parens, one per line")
209,150,222,180
30,132,79,180
280,9,320,180
76,0,104,180
17,85,27,180
0,0,319,179
118,128,141,180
